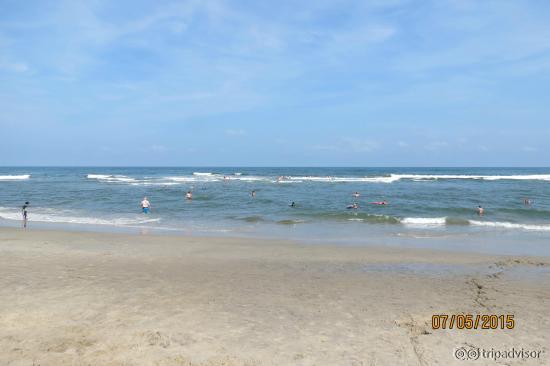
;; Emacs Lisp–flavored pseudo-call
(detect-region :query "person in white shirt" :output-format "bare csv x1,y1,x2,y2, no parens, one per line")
141,197,151,213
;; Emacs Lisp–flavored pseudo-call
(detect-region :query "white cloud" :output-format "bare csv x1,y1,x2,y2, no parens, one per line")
310,138,379,153
225,129,246,137
424,141,449,151
147,144,168,152
340,138,380,153
0,61,29,73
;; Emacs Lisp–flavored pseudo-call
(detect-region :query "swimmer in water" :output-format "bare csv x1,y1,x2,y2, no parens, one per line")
186,191,193,200
353,192,360,198
477,205,484,216
347,203,359,209
524,197,532,205
251,190,256,198
289,201,296,207
141,197,150,213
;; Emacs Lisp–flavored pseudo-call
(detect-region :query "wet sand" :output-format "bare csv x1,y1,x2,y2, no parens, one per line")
0,228,549,365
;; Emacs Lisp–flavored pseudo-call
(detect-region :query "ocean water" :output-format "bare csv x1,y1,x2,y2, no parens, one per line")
1,167,550,255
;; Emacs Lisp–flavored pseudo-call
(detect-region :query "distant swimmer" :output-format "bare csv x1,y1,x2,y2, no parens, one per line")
524,197,532,205
477,205,484,216
141,197,150,213
186,191,193,200
289,201,296,207
347,203,359,210
353,192,360,198
22,201,29,228
251,190,256,198
372,200,387,205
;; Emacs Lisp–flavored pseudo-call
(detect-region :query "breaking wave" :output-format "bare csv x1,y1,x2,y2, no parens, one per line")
87,174,137,183
0,175,30,181
0,207,160,227
469,220,550,231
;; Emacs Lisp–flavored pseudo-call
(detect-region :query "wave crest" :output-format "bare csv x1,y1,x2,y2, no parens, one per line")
0,174,30,180
401,217,447,226
469,220,550,231
0,207,160,226
87,174,136,182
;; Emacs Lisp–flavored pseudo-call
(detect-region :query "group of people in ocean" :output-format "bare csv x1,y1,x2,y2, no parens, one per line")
18,193,535,227
346,192,387,210
138,191,537,216
140,191,194,213
136,189,513,216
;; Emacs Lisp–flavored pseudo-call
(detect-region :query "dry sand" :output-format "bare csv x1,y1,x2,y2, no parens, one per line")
0,227,549,365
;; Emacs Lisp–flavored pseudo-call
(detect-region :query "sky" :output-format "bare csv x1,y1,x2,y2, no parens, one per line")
1,0,550,166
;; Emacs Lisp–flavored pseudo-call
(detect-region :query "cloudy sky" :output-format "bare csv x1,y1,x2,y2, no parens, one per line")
1,0,549,166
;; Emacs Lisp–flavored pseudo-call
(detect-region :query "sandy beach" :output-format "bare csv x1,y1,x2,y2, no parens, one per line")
0,228,549,365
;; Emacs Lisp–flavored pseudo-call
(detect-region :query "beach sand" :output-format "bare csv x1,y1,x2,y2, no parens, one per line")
0,228,549,365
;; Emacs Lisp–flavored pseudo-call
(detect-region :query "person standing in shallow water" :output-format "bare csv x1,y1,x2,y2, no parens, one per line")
141,197,150,214
22,201,29,228
477,205,484,216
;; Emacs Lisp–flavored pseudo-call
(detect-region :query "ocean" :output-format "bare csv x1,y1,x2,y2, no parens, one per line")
1,167,550,255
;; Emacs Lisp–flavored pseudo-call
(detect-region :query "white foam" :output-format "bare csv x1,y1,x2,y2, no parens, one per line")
289,176,333,182
130,182,180,186
193,172,213,176
168,175,270,183
166,176,219,182
87,174,137,182
0,207,160,226
469,220,550,231
390,174,550,182
358,176,401,183
282,174,550,184
234,176,267,182
0,174,30,180
287,176,400,183
84,173,550,185
401,217,447,226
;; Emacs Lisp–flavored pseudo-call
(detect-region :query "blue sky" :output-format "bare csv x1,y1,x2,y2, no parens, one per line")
1,0,550,166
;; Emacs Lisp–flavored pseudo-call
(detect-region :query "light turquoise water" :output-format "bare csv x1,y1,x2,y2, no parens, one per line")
1,167,550,255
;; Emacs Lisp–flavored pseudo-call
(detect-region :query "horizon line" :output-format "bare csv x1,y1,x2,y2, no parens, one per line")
2,165,550,169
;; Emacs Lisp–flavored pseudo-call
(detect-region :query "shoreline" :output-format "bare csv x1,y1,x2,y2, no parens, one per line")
1,227,549,365
3,218,550,258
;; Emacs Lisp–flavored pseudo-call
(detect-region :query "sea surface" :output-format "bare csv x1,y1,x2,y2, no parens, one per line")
1,167,550,255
